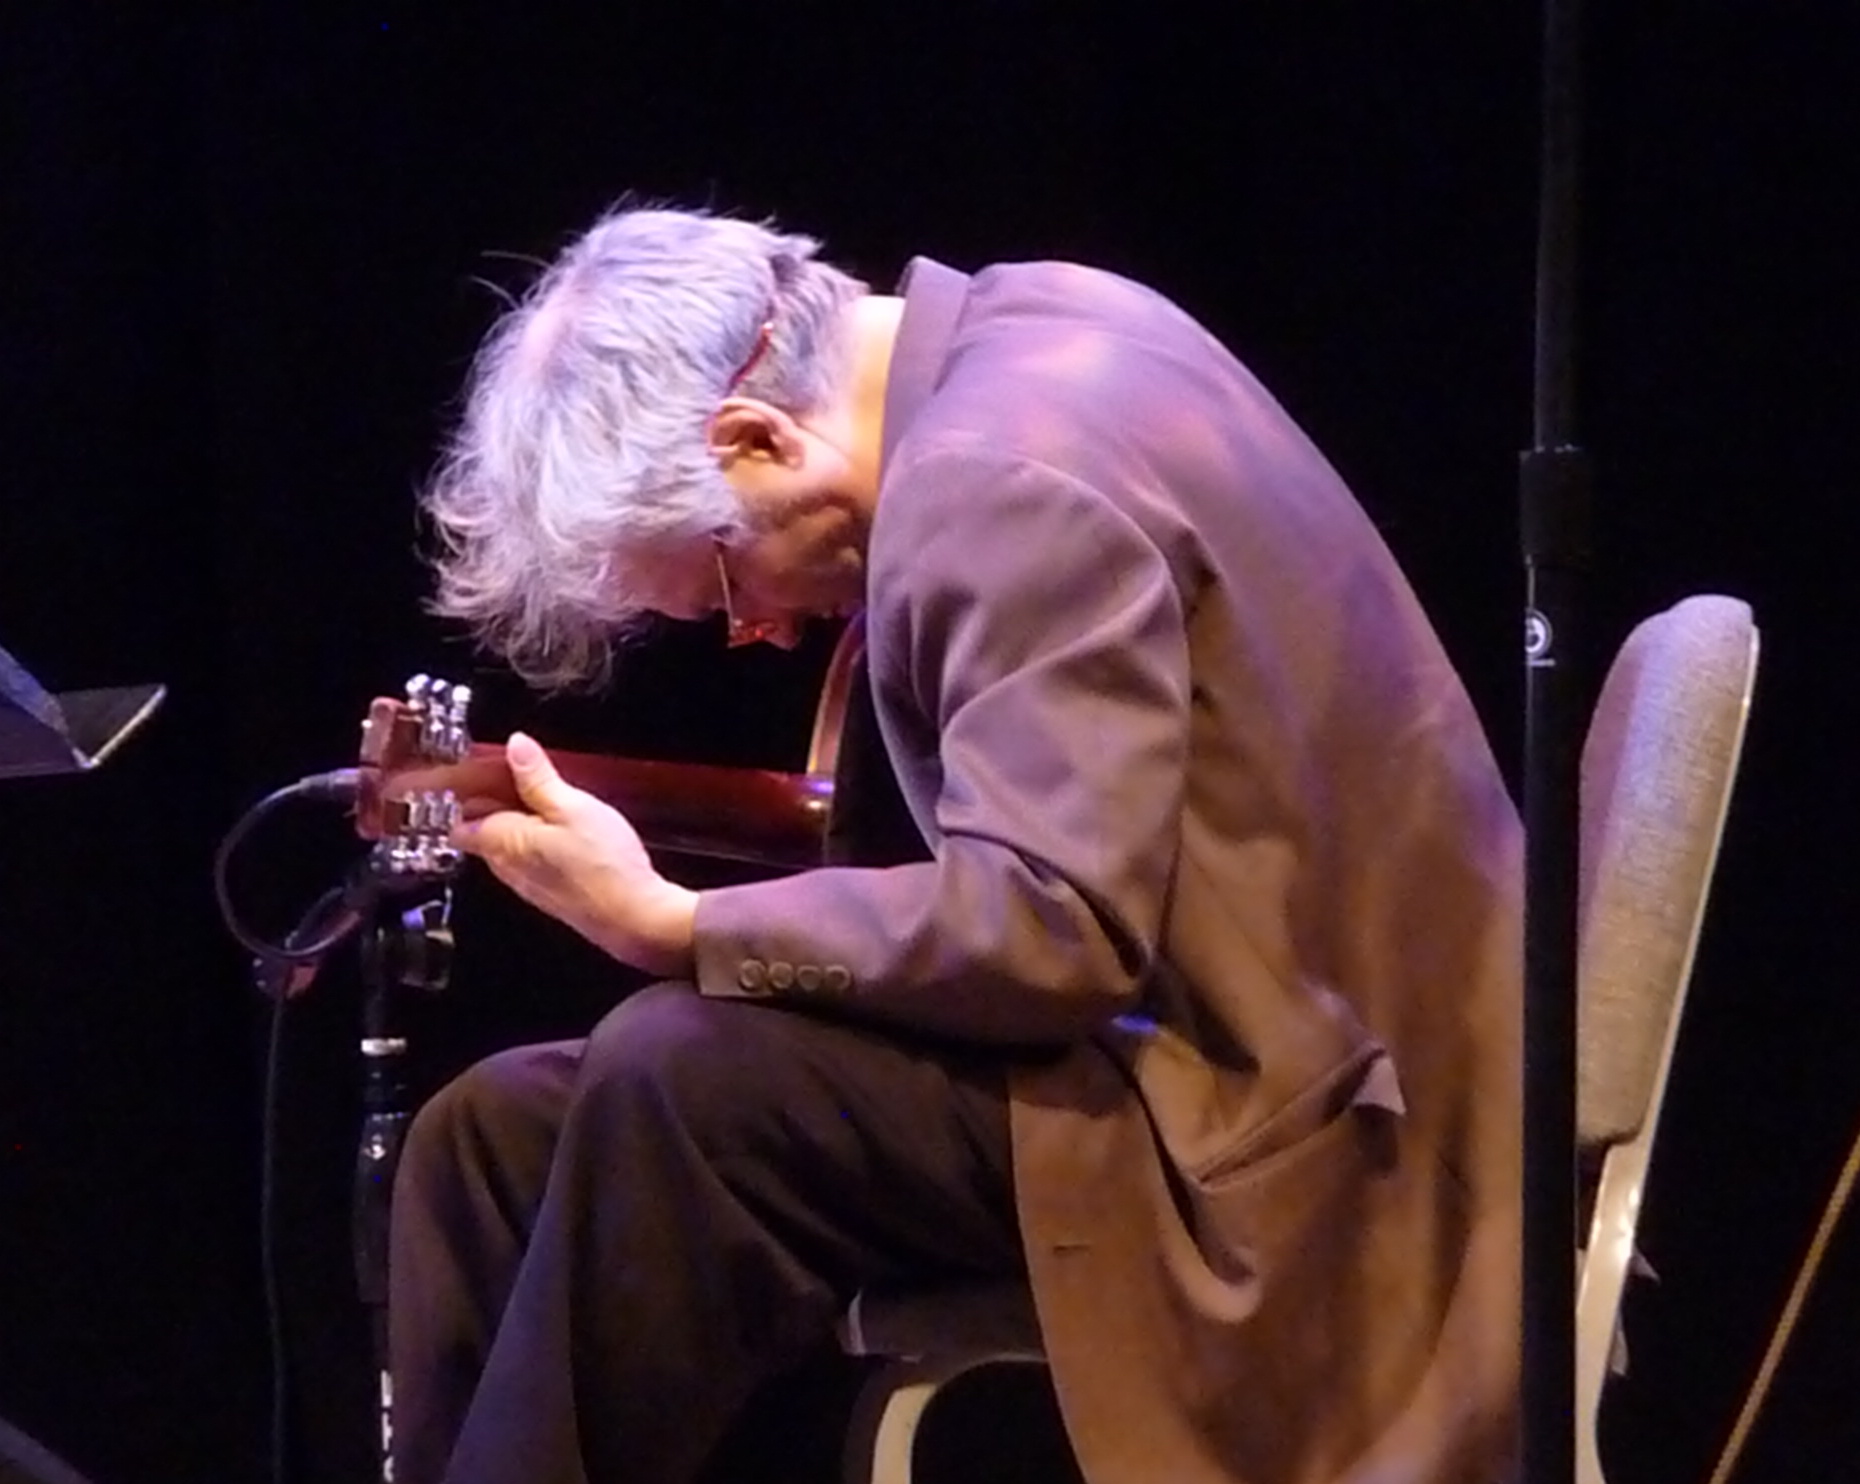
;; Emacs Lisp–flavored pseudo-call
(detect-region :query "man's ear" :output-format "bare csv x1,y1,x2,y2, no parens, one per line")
708,399,806,467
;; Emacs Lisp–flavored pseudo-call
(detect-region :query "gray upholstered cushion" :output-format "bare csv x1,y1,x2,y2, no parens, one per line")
1578,595,1757,1148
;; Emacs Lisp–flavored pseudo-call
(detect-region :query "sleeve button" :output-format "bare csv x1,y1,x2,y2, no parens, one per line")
822,965,852,993
794,965,823,993
768,961,796,991
737,960,769,992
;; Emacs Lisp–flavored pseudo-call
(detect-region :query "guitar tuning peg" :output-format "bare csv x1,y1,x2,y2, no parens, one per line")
377,787,465,880
443,686,473,760
406,674,433,708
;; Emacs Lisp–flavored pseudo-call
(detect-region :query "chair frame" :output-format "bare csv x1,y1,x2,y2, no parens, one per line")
1575,600,1760,1484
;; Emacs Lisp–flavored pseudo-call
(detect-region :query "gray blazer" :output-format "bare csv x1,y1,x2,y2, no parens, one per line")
695,258,1522,1484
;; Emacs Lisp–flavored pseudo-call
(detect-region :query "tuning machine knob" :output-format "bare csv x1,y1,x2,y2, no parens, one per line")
404,673,473,764
374,786,464,878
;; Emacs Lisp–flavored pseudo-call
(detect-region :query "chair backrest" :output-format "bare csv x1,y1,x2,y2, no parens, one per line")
1577,594,1759,1152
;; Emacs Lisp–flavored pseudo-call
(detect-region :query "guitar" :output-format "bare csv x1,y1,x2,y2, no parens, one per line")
353,619,866,878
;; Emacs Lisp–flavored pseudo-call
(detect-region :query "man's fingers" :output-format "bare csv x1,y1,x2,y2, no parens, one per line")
505,731,574,820
452,808,534,860
450,811,501,858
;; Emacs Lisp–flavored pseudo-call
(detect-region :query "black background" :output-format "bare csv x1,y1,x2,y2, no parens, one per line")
1,7,1855,1484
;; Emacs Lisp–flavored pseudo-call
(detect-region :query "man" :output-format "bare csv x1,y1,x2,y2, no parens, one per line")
394,203,1522,1484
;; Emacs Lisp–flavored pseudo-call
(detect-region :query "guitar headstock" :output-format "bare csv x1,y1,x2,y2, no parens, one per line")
356,674,475,878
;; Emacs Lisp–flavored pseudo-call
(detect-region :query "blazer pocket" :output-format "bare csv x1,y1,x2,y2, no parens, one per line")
1184,1051,1400,1294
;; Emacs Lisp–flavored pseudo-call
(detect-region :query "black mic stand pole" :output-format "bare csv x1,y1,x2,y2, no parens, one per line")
1520,0,1590,1480
249,857,449,1484
254,858,452,1484
352,891,453,1484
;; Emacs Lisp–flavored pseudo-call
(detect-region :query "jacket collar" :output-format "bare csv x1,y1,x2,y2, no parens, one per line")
879,256,971,482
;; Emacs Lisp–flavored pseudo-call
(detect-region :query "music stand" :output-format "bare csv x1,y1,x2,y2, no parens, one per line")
0,642,164,780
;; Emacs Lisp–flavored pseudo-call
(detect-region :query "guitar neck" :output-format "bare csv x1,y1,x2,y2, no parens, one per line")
547,745,835,869
370,741,835,871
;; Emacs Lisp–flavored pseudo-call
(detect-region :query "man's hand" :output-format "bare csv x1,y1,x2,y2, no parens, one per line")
453,732,697,980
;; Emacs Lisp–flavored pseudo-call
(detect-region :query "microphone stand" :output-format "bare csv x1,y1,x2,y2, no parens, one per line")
353,892,453,1484
1520,0,1589,1479
255,859,452,1484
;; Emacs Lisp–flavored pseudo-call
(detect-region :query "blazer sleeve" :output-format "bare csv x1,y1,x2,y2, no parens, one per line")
690,449,1192,1045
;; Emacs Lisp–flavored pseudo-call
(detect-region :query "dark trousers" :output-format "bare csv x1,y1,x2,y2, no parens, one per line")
389,981,1024,1484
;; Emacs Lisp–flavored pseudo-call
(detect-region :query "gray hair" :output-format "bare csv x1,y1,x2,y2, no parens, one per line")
421,204,867,688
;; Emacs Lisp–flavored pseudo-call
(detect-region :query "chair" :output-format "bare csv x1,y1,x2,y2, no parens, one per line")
837,1279,1047,1484
1575,594,1759,1484
838,594,1760,1484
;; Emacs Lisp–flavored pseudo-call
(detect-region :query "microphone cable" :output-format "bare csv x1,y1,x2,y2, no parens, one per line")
212,768,366,967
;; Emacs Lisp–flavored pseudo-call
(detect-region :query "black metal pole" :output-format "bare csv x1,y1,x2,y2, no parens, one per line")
353,890,453,1484
1520,0,1589,1479
355,911,410,1484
